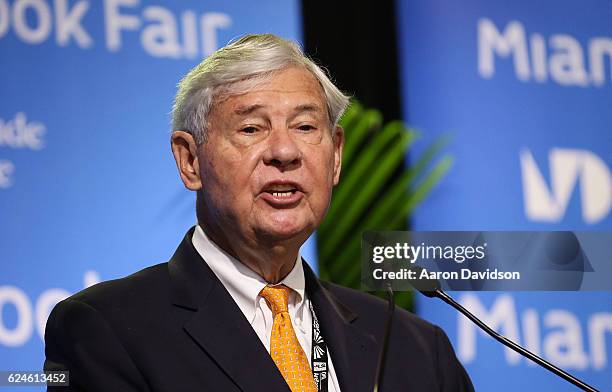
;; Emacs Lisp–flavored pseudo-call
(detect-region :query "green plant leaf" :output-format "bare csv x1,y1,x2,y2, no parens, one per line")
316,101,453,312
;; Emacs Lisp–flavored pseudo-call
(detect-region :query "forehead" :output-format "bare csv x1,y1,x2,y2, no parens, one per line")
216,67,328,116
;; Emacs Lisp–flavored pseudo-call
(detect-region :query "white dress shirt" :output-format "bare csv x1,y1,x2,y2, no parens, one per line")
192,225,341,391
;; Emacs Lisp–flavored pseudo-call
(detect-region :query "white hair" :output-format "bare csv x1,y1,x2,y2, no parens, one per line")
172,34,350,144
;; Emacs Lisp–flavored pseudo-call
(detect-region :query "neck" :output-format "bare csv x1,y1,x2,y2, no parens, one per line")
197,221,301,284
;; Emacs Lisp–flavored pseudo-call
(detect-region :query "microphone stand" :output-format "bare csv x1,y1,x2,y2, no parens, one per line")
420,286,599,392
371,266,600,392
373,284,395,392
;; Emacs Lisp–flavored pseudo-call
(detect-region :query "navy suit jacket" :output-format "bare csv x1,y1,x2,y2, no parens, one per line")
44,227,474,391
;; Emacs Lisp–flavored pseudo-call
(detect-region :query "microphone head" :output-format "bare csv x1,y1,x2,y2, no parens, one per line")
407,266,441,297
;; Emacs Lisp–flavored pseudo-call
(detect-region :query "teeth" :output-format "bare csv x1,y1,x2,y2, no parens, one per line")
268,185,294,192
272,191,293,197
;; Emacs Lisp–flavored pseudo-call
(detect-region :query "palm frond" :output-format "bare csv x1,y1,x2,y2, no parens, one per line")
316,101,452,310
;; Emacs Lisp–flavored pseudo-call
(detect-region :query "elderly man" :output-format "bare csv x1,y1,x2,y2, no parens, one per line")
44,34,473,392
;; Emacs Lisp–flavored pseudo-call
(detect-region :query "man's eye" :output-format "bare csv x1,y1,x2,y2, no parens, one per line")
297,124,316,132
241,126,258,134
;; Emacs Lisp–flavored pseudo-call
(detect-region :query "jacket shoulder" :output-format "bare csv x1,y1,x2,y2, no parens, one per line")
321,281,439,334
321,281,474,391
64,262,170,311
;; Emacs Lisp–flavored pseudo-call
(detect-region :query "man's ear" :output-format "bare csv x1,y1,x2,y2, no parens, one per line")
171,131,202,191
332,125,344,186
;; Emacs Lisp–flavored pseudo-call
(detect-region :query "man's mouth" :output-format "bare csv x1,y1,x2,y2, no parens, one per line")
270,191,295,198
260,182,304,207
265,184,298,197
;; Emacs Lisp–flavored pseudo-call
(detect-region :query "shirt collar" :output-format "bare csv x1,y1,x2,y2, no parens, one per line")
191,225,305,322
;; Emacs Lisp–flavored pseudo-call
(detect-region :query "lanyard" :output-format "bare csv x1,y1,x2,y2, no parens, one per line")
309,301,328,392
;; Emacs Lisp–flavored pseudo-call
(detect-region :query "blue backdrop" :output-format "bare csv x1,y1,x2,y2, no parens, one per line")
398,0,611,390
0,0,301,388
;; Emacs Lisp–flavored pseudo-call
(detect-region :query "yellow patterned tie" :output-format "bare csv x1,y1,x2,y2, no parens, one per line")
260,284,317,392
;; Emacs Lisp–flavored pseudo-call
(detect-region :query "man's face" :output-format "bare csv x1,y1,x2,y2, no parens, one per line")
197,66,343,244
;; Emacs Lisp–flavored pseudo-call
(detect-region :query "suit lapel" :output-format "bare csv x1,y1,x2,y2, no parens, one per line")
168,227,379,392
168,228,290,392
304,262,379,392
183,286,291,391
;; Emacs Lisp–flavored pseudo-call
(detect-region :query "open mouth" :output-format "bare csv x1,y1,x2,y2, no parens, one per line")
266,189,297,198
260,182,303,206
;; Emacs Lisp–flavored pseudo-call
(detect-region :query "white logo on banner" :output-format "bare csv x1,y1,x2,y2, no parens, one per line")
0,270,100,347
457,294,612,370
0,112,46,189
478,17,612,87
0,160,14,189
0,0,231,59
520,148,611,224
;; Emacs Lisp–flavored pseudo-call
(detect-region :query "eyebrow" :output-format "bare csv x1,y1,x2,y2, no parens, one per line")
233,103,324,116
234,104,265,116
293,104,323,114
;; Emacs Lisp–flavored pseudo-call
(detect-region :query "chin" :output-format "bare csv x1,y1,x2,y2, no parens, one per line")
256,215,314,242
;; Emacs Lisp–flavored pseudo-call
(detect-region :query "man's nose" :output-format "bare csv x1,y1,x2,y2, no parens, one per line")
262,127,302,170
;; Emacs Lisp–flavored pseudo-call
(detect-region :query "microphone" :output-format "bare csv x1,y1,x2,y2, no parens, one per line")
373,284,395,392
407,266,599,392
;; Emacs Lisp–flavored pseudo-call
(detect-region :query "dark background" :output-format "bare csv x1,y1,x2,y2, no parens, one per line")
301,0,402,123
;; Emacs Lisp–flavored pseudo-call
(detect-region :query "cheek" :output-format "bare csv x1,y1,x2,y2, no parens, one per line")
315,148,338,184
306,149,336,199
203,146,261,201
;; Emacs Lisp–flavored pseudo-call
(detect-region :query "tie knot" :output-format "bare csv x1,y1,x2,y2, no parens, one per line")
260,284,291,315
